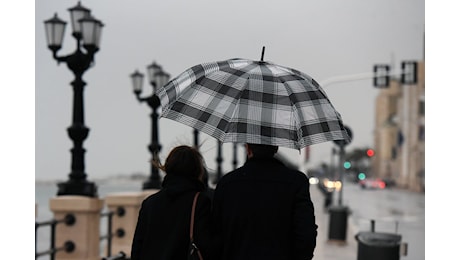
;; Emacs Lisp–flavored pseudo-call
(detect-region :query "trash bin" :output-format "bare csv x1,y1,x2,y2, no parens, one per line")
328,205,349,241
355,231,402,260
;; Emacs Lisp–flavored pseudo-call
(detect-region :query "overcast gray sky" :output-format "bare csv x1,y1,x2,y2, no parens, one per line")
33,0,425,181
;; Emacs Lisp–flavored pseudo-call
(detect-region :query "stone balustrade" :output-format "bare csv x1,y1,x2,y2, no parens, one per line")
45,189,158,260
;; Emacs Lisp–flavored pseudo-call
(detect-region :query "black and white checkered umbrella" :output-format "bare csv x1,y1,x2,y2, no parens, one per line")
156,58,350,150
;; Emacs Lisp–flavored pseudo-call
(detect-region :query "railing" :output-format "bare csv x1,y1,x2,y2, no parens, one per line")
100,206,126,257
35,207,127,260
35,214,76,260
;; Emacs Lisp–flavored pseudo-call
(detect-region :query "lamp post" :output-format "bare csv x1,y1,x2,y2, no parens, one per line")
130,62,170,190
193,129,200,149
44,2,104,197
328,125,352,242
214,141,223,184
232,143,238,170
330,147,337,179
333,125,353,206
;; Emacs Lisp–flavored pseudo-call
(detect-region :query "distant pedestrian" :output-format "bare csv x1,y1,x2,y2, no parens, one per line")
131,145,212,260
317,180,333,211
211,143,318,260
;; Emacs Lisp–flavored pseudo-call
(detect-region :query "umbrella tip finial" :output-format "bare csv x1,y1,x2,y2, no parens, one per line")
260,46,265,61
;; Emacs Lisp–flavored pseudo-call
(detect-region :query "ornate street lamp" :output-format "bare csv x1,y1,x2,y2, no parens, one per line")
130,61,170,190
44,2,104,197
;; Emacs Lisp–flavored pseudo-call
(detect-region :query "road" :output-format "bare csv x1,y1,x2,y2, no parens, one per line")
310,180,424,260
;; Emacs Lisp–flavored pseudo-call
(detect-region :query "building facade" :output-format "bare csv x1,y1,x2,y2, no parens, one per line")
373,61,425,192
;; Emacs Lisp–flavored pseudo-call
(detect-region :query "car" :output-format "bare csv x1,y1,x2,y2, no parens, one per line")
309,176,320,185
382,177,396,188
359,178,386,189
321,178,342,192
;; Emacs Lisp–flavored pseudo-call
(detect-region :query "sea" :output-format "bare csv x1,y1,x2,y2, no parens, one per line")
35,178,146,259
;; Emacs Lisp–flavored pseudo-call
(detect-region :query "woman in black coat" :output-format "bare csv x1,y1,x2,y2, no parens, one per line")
131,145,212,260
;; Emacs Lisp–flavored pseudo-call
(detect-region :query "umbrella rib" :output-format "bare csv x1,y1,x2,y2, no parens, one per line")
279,80,302,145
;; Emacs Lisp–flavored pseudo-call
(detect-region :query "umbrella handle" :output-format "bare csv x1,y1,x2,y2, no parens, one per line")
260,46,265,61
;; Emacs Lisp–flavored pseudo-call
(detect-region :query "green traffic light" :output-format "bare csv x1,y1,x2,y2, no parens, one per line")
343,161,351,169
358,173,366,180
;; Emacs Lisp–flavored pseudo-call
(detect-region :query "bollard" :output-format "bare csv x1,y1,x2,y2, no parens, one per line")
355,231,402,260
327,205,350,242
355,219,406,260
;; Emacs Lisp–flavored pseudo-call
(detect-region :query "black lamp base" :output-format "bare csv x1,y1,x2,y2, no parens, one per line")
57,180,98,197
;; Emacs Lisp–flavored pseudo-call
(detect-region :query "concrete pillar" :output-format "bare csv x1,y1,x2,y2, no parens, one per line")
104,189,158,258
49,195,104,260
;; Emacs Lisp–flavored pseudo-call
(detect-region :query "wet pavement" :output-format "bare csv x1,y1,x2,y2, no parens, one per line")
310,185,358,260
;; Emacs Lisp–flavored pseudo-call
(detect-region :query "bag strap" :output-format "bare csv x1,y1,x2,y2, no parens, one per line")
189,192,200,240
189,192,204,260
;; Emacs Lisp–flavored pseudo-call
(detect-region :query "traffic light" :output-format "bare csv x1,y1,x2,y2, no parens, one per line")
373,64,390,88
358,172,366,180
343,161,351,169
366,149,375,157
401,61,418,85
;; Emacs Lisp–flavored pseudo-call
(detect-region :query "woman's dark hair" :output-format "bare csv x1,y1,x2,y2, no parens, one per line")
153,145,204,179
247,143,278,157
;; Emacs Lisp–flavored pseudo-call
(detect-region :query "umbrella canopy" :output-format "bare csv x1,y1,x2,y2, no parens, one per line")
156,58,350,150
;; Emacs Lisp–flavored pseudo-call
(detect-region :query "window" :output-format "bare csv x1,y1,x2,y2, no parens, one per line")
419,99,425,116
419,125,425,141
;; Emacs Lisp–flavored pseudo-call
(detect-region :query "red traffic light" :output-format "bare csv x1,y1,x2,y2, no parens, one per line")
366,149,375,157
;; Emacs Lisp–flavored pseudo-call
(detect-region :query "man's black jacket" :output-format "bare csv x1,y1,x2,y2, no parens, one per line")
211,156,318,260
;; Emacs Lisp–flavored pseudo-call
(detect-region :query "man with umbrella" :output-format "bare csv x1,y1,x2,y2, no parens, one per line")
155,52,351,259
211,142,318,259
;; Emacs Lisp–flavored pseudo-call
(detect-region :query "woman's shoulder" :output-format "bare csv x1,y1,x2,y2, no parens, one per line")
141,190,164,204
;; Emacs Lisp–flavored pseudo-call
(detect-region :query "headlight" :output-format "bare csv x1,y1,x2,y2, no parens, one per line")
309,177,319,185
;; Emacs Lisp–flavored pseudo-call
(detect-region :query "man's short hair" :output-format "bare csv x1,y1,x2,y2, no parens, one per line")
247,143,279,157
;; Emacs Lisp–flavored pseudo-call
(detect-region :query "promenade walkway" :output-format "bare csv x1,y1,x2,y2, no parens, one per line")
310,184,358,260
